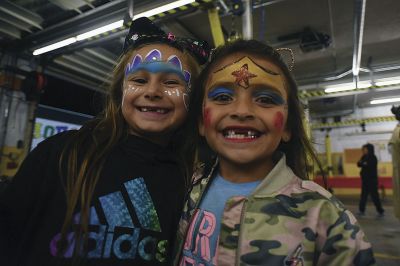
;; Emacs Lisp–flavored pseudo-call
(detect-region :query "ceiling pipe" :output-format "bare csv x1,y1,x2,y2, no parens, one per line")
242,0,253,40
128,0,134,20
23,0,126,43
253,0,288,8
0,1,43,29
217,0,230,14
352,0,367,78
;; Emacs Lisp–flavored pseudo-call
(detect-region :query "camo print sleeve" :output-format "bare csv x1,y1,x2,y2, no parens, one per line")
315,196,376,266
174,156,377,266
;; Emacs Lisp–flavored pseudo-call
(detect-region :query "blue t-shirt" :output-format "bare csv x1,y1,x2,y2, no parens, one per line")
180,173,261,265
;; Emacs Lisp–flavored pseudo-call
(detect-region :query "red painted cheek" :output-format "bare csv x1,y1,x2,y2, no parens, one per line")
203,107,211,128
274,111,284,131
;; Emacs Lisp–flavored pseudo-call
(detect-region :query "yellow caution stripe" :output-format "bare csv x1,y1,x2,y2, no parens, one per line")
311,116,396,129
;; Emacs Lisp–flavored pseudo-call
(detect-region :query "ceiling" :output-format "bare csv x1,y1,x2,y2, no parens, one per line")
1,0,400,119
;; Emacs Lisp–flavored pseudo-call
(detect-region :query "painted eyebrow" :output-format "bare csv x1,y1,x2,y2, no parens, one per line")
125,62,186,78
207,86,234,98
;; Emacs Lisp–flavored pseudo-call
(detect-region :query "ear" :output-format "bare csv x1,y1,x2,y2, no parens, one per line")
198,117,205,137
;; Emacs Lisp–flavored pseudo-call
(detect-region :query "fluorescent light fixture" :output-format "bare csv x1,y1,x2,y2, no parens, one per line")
324,81,370,93
33,37,77,55
76,20,124,41
370,97,400,105
133,0,195,19
375,78,400,86
33,0,194,55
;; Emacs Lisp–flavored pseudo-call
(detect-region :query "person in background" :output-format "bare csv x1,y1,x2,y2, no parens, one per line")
0,17,209,266
357,143,385,217
174,39,376,266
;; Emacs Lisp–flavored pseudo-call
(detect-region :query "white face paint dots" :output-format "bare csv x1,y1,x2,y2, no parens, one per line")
120,44,192,141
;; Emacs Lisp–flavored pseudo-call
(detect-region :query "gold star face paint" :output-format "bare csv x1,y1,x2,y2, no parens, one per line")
206,56,286,92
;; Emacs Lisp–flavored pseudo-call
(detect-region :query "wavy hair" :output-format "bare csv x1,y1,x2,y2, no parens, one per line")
56,43,200,260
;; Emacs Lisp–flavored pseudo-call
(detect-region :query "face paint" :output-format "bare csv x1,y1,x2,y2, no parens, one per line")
274,111,284,131
231,64,257,89
253,89,286,106
207,87,234,99
207,56,285,94
125,49,192,88
203,107,211,128
122,83,141,108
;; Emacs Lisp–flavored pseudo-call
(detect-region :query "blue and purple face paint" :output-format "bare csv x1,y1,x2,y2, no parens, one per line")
207,86,286,106
125,49,192,89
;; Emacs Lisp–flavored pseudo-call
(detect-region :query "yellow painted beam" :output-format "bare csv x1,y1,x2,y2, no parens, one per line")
325,134,333,178
312,115,396,129
207,8,225,47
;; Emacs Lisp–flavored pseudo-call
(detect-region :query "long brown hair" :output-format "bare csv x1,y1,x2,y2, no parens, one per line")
189,39,324,180
56,44,200,258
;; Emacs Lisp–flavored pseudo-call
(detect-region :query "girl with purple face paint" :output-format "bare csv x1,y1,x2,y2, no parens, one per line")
0,17,209,266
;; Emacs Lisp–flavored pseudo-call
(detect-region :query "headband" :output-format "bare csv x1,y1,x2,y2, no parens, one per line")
123,17,210,65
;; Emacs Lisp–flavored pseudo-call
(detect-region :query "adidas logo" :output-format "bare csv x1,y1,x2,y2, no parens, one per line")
50,177,167,262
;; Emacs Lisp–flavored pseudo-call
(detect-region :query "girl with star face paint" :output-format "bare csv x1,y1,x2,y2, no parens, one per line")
0,17,209,266
174,40,376,266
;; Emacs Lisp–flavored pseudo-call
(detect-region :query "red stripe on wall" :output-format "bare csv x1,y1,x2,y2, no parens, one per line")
314,177,393,189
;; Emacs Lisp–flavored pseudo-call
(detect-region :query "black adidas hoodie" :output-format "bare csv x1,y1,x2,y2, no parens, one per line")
0,131,186,266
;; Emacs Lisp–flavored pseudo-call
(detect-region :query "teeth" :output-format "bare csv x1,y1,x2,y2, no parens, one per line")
139,107,167,114
224,130,258,139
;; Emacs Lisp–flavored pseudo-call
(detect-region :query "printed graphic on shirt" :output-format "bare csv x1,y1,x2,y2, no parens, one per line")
49,177,167,262
180,209,219,266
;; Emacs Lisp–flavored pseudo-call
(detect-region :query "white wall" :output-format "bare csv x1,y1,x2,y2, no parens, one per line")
311,104,398,162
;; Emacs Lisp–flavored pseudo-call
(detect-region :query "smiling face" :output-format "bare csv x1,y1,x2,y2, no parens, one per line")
121,43,194,145
199,53,291,176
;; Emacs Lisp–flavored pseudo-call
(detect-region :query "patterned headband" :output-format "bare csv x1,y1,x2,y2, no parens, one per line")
123,17,210,65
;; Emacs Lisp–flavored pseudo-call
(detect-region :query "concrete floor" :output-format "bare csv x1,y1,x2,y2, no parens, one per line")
337,195,400,266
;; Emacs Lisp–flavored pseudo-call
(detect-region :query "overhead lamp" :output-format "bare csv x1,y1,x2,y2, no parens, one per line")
33,38,77,55
76,20,124,41
370,97,400,105
33,0,195,55
375,77,400,86
324,81,370,93
133,0,195,19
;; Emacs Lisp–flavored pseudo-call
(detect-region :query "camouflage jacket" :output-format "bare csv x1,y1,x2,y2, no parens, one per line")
173,155,376,266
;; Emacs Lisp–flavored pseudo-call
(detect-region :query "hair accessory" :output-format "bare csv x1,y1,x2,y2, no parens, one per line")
125,52,192,87
123,17,210,65
275,47,295,71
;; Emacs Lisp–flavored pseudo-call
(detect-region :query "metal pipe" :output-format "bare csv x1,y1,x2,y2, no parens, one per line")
128,0,134,20
352,0,367,77
217,0,230,14
327,0,337,70
23,0,126,42
253,0,288,9
0,1,43,29
242,0,253,40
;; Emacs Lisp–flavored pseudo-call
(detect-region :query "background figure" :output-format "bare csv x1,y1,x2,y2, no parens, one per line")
389,106,400,220
357,143,385,216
